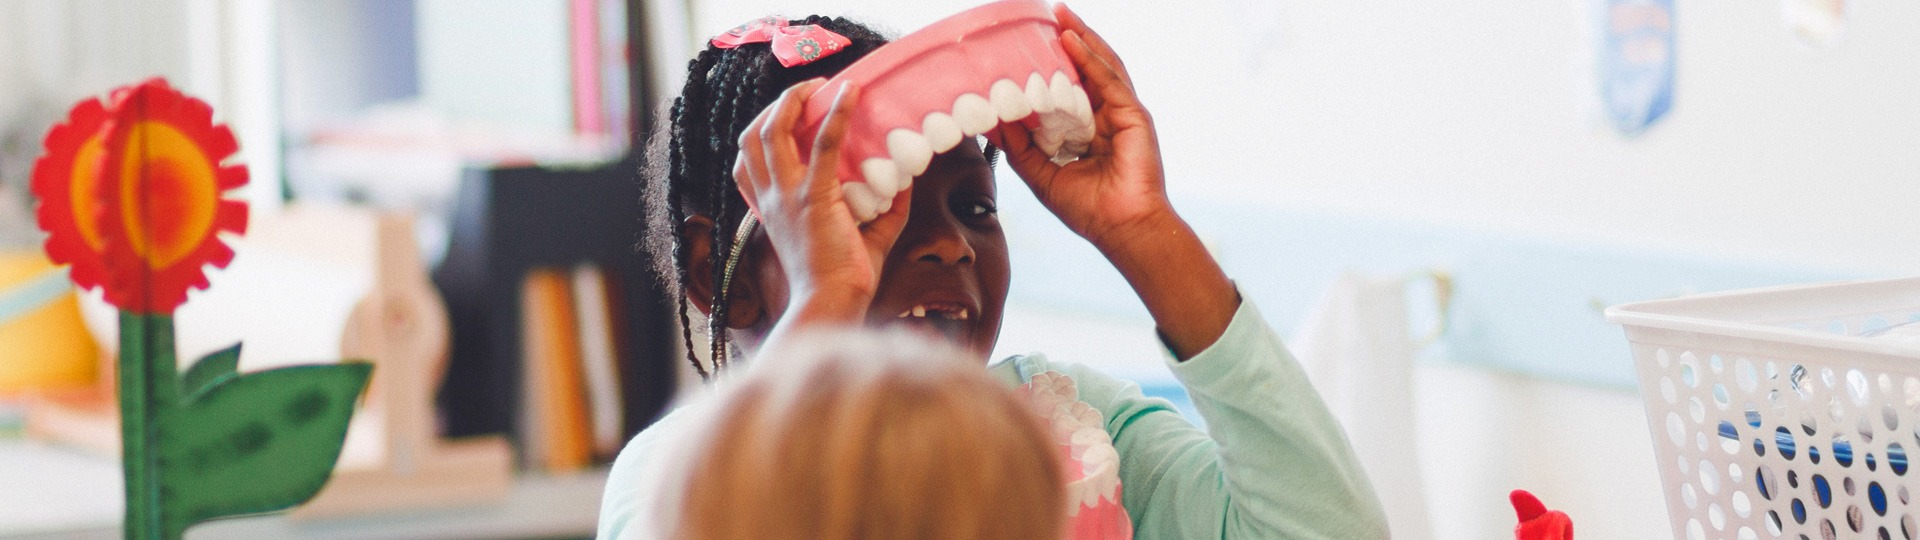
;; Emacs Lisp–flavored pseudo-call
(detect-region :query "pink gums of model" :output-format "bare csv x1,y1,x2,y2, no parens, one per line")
794,0,1096,222
1019,371,1132,540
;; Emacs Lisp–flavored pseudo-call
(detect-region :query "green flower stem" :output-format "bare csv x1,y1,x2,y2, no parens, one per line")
113,309,369,538
119,311,176,539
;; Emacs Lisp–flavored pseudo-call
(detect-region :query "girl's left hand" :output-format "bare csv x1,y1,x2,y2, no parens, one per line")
992,3,1172,253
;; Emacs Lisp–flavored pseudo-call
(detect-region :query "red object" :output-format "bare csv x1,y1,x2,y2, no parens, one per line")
792,0,1084,180
1511,490,1574,540
31,78,249,314
710,16,852,68
31,90,118,296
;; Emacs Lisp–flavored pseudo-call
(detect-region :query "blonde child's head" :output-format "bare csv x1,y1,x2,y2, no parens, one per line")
665,329,1064,539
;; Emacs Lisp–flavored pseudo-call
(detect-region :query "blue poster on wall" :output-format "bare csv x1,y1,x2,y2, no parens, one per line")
1599,0,1675,136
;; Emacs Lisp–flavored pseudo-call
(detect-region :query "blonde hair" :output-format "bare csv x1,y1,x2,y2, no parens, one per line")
669,329,1065,539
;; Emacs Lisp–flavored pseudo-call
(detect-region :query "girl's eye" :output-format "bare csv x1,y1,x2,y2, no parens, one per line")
963,201,997,217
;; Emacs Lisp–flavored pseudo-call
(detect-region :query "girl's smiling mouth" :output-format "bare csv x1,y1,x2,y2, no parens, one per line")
885,298,978,345
894,301,972,320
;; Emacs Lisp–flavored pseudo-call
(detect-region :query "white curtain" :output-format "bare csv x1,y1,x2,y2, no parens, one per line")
1290,272,1433,539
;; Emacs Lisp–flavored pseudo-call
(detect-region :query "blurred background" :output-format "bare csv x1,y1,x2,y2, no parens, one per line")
1,0,1915,538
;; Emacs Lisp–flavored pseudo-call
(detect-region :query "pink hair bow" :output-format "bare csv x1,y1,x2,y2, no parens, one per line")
710,17,852,68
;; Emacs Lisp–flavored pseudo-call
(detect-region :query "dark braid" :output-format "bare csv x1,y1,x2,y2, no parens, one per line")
705,69,733,370
641,17,891,378
663,84,705,379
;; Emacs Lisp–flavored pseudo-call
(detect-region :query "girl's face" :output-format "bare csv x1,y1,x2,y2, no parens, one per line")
862,144,1010,359
732,143,1010,360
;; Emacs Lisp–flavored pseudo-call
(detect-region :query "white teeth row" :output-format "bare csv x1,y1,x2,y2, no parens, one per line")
894,304,971,320
843,70,1097,222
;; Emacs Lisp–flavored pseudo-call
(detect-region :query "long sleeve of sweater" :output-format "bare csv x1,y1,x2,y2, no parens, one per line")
989,298,1388,539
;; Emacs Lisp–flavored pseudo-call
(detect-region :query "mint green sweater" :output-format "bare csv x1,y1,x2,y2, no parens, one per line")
596,300,1389,539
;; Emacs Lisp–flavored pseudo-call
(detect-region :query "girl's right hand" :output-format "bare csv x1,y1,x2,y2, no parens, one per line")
733,79,909,326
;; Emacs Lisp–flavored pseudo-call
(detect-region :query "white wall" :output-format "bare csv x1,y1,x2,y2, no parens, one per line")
0,1,193,108
1160,0,1920,276
677,0,1920,276
415,0,574,134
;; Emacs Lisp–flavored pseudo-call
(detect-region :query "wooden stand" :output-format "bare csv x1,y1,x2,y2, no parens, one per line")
294,213,513,519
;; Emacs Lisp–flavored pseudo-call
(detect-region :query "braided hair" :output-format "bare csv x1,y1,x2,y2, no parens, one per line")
643,17,890,380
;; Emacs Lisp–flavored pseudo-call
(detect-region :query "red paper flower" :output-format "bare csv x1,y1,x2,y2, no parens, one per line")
30,91,118,294
33,78,249,314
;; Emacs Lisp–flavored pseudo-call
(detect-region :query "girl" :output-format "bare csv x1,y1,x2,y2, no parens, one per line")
601,5,1390,538
656,329,1066,539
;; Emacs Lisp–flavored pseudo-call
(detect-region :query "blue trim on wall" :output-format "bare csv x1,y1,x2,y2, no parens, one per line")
998,184,1866,390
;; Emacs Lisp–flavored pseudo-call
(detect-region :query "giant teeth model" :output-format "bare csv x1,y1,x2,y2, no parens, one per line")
795,0,1097,223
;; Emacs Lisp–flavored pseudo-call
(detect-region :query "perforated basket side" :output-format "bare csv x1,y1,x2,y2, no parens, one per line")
1627,324,1920,540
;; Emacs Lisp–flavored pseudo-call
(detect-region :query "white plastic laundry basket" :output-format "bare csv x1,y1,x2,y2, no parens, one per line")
1607,277,1920,540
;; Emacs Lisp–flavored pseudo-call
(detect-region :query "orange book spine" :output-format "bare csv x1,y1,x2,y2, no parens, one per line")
523,269,594,471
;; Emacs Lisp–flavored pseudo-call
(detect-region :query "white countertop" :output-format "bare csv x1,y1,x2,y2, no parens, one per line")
0,438,606,540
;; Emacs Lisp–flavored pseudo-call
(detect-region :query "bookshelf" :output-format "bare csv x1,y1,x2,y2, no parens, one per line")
431,159,679,469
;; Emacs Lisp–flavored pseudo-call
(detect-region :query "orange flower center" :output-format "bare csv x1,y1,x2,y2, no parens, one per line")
69,136,106,251
115,121,218,270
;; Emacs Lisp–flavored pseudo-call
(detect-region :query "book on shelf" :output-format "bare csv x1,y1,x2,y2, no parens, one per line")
571,264,626,459
520,268,595,472
520,264,634,471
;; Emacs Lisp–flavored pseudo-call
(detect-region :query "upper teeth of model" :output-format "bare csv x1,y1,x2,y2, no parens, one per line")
896,304,971,320
842,69,1097,223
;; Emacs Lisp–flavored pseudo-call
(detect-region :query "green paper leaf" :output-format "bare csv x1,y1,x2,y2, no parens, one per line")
179,343,241,401
157,362,371,536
